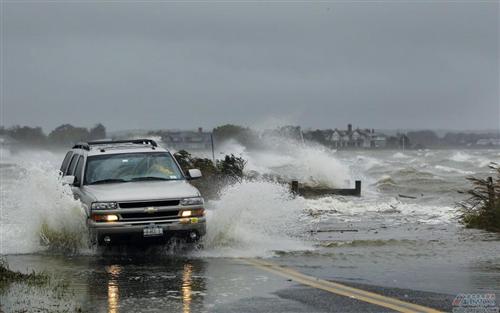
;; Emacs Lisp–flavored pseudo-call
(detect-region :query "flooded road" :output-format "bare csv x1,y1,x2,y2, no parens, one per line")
2,252,457,313
3,252,293,312
1,146,500,312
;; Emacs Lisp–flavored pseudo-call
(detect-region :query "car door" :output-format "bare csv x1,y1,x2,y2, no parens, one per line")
60,151,73,175
71,155,84,198
66,153,79,177
71,155,92,217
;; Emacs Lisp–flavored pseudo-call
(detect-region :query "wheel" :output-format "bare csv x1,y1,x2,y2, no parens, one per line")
87,229,98,248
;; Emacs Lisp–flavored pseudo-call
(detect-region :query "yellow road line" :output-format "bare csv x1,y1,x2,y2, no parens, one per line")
243,258,443,313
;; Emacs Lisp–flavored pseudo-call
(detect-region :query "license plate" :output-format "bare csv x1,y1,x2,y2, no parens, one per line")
143,225,163,237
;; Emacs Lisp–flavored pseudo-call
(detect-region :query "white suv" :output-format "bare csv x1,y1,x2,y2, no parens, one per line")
59,139,206,245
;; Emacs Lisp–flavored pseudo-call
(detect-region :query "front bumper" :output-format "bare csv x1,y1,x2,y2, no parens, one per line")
89,217,206,242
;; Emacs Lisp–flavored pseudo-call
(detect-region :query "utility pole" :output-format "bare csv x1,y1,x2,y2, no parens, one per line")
210,133,215,163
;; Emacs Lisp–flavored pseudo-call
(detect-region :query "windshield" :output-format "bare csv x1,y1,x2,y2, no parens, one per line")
84,152,184,185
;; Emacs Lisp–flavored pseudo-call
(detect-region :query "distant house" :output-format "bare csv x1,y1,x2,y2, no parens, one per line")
325,124,386,149
476,138,500,146
161,128,213,151
371,132,387,148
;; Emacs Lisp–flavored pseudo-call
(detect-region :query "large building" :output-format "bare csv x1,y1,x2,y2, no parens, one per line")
325,124,387,149
161,128,213,151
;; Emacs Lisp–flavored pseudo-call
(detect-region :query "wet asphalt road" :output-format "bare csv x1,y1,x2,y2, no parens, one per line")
1,250,459,313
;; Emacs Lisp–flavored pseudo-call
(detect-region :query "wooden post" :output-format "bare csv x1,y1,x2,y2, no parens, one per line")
487,176,495,209
355,180,361,196
210,134,215,163
291,180,299,195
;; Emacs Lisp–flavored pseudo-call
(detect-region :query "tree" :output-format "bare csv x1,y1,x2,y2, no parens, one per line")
407,130,440,148
48,124,90,145
276,125,302,140
6,125,47,145
212,124,258,148
385,133,411,149
386,136,399,148
213,124,247,142
89,123,106,140
305,129,329,146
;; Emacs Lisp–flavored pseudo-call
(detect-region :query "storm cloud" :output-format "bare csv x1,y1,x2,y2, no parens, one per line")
2,1,498,131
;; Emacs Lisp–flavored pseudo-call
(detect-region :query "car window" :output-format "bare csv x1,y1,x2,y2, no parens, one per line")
60,151,73,173
84,152,183,184
74,156,84,185
66,154,79,176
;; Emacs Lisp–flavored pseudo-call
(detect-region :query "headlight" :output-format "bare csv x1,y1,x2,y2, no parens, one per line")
178,208,205,217
180,197,204,206
92,214,119,222
91,202,118,210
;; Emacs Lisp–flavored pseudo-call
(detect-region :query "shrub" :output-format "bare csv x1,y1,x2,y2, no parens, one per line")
0,257,49,286
459,164,500,232
216,154,246,182
173,150,246,198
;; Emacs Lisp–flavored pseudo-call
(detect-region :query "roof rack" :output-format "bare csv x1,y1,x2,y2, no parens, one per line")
72,142,90,150
72,139,158,151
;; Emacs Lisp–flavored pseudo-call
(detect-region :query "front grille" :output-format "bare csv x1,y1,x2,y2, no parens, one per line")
118,200,180,209
120,210,179,220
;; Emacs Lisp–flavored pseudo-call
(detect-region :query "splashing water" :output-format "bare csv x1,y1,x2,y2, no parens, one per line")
392,152,411,159
199,180,312,257
1,145,497,258
0,160,88,254
0,151,313,257
215,138,351,188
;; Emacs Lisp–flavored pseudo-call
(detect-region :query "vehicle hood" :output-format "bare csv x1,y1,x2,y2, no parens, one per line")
82,180,201,202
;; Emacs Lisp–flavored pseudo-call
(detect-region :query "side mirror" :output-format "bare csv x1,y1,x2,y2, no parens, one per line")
187,169,202,180
62,175,75,185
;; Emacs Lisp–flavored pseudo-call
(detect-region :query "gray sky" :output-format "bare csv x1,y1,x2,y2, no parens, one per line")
1,1,499,132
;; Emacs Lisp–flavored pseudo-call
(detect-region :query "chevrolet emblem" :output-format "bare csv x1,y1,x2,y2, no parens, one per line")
144,207,157,214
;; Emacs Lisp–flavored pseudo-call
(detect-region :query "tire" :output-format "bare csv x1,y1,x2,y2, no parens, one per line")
88,229,98,248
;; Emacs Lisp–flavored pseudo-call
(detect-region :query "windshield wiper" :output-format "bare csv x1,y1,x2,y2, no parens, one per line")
89,178,128,185
130,176,171,181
